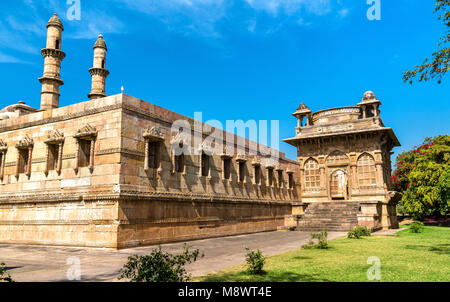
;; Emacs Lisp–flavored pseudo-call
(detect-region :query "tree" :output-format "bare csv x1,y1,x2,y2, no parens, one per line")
392,135,450,219
0,263,13,282
403,0,449,84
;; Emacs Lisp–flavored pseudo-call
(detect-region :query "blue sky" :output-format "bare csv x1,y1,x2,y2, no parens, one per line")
0,0,448,161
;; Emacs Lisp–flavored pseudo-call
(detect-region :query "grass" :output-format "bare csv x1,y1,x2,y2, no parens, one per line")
196,226,450,282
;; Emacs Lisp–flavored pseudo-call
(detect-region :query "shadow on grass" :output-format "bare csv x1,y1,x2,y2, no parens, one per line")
404,244,450,255
291,256,312,261
200,270,333,282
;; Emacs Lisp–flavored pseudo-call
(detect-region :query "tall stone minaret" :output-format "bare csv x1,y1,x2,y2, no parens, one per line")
88,35,109,99
39,13,65,111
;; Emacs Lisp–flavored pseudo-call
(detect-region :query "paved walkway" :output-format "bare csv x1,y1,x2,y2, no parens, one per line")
0,231,347,282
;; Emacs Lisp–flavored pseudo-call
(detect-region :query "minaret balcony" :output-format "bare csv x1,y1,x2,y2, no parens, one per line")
40,48,66,60
88,67,110,77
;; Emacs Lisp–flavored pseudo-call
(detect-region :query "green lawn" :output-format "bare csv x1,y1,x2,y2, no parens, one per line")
196,226,450,282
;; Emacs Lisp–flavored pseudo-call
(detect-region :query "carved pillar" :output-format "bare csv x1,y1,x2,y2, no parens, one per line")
89,138,95,173
57,143,63,174
319,164,326,194
0,143,7,181
144,141,149,172
44,144,50,176
74,139,80,174
26,146,33,177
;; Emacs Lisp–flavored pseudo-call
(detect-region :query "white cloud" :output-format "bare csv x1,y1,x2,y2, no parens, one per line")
66,11,125,39
244,0,333,16
338,8,350,18
0,51,30,64
113,0,349,37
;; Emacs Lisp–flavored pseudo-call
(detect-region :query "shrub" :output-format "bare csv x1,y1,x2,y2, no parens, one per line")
245,248,266,275
348,226,372,239
409,221,425,233
302,231,328,249
118,244,204,282
0,263,13,282
347,230,361,239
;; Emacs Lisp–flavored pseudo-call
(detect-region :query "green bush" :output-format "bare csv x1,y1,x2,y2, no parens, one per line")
348,226,372,239
245,248,266,275
347,230,361,239
118,244,203,282
409,221,425,233
302,231,328,249
0,263,13,282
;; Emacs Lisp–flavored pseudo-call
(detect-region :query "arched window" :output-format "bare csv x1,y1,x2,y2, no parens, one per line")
357,153,376,187
326,150,348,165
304,158,320,192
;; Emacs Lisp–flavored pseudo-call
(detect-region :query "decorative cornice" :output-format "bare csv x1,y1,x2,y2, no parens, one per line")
143,126,164,142
16,135,34,149
236,154,247,163
45,129,65,144
0,189,295,205
74,124,97,139
0,139,7,152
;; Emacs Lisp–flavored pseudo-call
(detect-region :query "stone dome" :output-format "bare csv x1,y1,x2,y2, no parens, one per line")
362,91,376,102
47,13,64,30
94,35,107,50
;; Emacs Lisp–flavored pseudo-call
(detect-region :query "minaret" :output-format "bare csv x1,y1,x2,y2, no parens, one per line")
39,13,65,111
88,35,109,99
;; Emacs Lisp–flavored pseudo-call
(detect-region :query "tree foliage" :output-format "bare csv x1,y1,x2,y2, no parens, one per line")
118,244,203,282
0,263,13,282
403,0,450,84
393,135,450,219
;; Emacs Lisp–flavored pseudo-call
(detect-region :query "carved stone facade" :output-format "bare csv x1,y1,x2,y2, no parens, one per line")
0,94,300,248
0,14,400,249
284,91,401,231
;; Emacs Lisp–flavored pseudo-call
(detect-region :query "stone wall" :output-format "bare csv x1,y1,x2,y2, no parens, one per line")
0,94,299,248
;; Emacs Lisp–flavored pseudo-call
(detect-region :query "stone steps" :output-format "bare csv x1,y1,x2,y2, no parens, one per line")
295,201,359,232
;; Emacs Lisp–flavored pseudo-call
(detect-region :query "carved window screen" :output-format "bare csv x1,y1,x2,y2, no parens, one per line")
222,156,231,180
175,153,185,173
78,140,92,168
74,125,97,174
238,162,245,183
288,172,294,189
254,165,261,185
267,167,275,187
16,135,34,178
143,126,164,172
304,159,320,192
201,153,210,177
277,169,284,188
44,130,64,175
357,154,376,187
